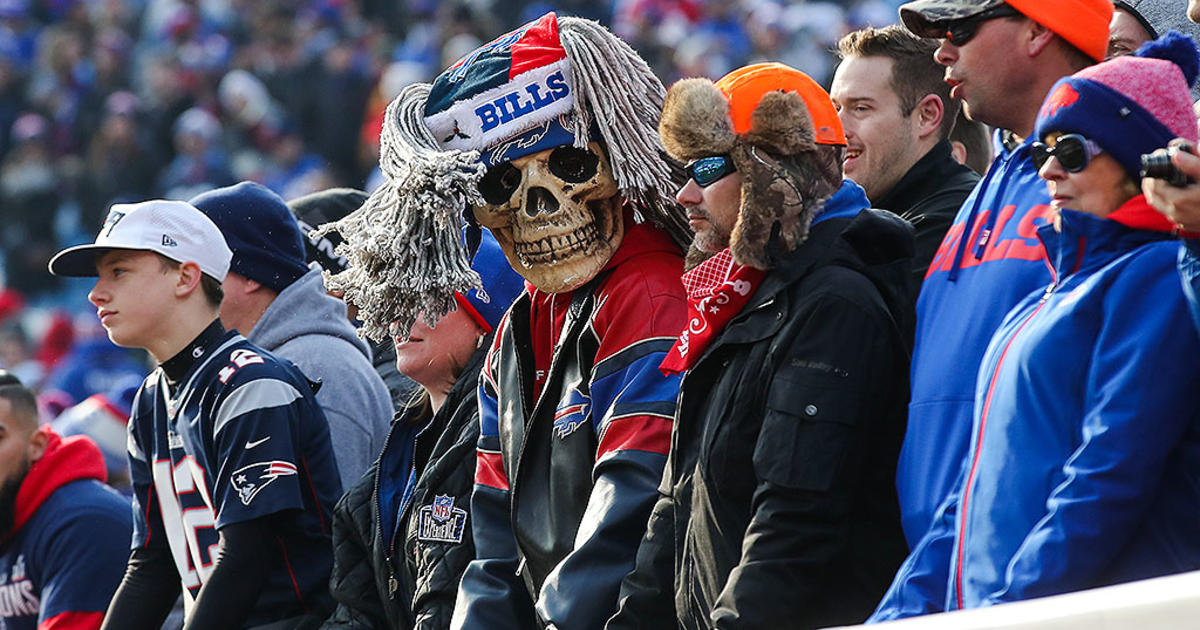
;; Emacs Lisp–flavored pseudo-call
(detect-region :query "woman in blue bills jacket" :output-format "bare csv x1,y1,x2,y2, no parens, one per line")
872,33,1200,621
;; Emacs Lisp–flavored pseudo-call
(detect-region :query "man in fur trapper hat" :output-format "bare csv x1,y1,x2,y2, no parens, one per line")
607,63,914,630
315,13,689,630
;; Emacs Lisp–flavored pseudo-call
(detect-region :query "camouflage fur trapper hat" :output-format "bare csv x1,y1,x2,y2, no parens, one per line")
314,12,689,341
659,62,847,270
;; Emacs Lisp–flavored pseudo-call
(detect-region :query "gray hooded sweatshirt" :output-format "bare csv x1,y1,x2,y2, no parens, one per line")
247,265,393,485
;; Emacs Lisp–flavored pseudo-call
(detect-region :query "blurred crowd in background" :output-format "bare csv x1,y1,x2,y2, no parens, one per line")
0,0,904,426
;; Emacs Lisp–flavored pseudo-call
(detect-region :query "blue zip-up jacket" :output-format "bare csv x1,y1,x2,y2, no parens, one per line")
871,201,1200,620
1181,239,1200,332
897,132,1056,545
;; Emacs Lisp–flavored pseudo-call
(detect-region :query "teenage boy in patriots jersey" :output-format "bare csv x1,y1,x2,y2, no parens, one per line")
48,199,342,630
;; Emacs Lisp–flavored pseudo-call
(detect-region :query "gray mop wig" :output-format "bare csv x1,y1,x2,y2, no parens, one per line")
316,16,689,342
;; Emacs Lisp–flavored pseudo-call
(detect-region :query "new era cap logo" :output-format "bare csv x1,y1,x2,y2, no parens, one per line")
162,234,178,247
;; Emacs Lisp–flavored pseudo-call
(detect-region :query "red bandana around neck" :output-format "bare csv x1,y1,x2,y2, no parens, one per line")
660,249,764,375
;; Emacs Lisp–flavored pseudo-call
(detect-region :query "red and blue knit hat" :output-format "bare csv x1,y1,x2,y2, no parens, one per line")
317,12,689,342
1034,31,1200,180
424,13,578,167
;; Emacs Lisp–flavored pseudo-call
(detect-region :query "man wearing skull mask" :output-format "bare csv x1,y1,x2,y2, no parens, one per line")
315,13,691,630
607,63,914,629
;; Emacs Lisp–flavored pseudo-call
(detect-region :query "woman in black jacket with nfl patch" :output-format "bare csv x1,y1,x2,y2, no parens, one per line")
320,231,523,630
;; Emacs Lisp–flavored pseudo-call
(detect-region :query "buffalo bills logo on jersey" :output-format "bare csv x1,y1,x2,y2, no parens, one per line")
417,495,468,543
552,386,590,439
231,460,298,506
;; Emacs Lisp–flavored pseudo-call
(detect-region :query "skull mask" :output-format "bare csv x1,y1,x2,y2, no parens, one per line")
473,142,624,293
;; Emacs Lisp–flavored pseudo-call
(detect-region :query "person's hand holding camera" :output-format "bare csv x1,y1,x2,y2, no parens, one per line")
1142,138,1200,233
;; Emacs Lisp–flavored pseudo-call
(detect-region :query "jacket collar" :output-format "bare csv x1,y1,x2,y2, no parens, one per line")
813,179,871,226
1038,195,1178,277
712,206,869,348
874,140,974,212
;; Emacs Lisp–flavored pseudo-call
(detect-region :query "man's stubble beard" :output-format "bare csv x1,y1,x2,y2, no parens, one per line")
0,459,32,538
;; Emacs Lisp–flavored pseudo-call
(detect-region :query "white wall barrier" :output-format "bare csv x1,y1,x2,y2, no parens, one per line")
828,570,1200,630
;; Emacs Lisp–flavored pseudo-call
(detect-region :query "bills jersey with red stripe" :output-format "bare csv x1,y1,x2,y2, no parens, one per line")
458,219,685,630
128,331,341,627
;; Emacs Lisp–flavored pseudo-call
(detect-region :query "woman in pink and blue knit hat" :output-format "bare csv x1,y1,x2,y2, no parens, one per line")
875,32,1200,617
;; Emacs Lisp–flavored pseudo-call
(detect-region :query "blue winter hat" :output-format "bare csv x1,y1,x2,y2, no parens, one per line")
1034,31,1200,180
190,181,310,292
455,227,523,332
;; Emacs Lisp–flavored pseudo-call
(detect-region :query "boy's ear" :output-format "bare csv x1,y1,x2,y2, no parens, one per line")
175,261,204,298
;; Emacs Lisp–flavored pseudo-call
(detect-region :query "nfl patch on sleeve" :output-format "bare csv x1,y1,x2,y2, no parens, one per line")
417,495,468,544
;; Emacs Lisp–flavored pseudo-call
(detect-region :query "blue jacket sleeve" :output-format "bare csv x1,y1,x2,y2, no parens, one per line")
1180,239,1200,334
451,373,537,630
868,485,959,622
985,258,1200,603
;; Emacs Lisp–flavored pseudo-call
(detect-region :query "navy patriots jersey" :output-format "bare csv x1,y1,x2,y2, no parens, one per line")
128,331,341,627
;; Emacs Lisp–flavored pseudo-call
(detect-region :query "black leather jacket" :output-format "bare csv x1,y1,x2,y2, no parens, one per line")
454,225,686,630
320,344,487,630
608,209,914,630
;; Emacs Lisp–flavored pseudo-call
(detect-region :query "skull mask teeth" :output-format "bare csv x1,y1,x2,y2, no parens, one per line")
473,142,625,293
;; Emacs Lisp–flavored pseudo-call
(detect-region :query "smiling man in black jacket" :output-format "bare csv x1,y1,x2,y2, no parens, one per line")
606,63,913,630
832,25,980,288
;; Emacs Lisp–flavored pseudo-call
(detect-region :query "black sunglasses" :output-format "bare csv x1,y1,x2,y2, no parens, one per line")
686,155,737,187
1031,134,1104,173
943,5,1022,46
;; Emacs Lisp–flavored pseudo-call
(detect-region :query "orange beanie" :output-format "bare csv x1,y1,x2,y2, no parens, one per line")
1007,0,1113,62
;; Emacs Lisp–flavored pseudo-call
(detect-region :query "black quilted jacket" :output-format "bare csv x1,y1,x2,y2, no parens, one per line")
320,344,487,630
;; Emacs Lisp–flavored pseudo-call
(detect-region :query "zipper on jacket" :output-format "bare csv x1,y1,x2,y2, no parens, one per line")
374,422,406,601
953,262,1061,608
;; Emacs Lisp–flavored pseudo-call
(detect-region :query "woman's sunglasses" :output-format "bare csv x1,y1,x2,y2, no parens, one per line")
1031,134,1104,173
943,5,1021,46
686,155,737,187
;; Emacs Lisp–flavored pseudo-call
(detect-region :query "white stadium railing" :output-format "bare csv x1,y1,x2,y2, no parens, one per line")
828,570,1200,630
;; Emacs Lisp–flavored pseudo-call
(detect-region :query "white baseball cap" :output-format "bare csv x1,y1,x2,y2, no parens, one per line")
49,199,233,281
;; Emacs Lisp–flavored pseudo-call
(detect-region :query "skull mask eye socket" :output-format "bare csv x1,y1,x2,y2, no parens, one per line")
548,145,600,183
479,162,522,204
